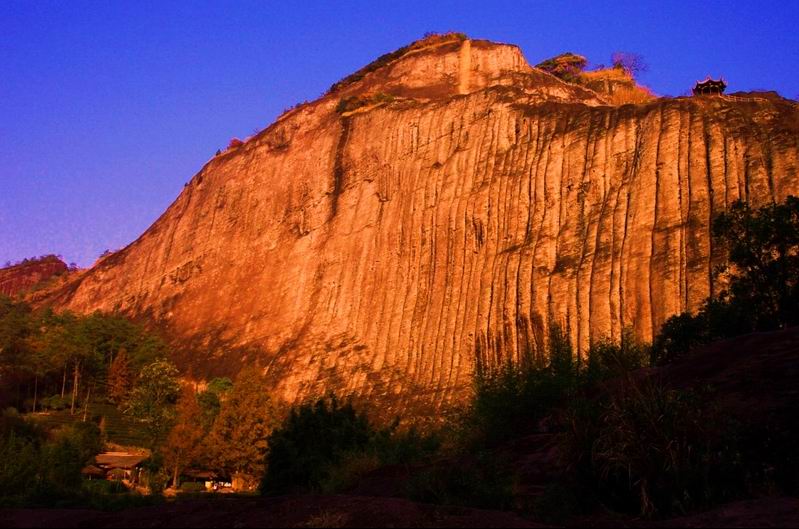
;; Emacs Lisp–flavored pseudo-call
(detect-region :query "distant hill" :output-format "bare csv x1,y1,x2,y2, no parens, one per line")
0,255,68,297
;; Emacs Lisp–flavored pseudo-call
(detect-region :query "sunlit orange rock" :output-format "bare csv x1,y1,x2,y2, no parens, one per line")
39,36,799,415
1,255,68,297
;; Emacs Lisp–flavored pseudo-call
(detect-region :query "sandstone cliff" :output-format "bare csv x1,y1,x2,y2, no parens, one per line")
1,255,68,297
41,36,799,414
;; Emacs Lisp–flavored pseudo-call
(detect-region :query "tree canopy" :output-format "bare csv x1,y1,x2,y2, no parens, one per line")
125,359,180,449
206,368,281,487
161,385,205,487
653,196,799,363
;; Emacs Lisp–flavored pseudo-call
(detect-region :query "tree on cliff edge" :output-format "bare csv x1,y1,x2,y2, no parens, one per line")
535,52,588,82
611,51,648,77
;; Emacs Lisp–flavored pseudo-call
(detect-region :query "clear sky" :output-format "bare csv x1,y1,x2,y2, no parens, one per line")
2,0,797,267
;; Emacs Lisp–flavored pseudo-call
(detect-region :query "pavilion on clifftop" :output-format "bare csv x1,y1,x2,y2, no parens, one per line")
693,77,727,96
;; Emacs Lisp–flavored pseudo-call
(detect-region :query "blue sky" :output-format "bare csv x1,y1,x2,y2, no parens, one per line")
2,0,797,267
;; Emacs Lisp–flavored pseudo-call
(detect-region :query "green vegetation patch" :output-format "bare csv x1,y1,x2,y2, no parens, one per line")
261,395,439,495
335,92,396,114
652,196,799,364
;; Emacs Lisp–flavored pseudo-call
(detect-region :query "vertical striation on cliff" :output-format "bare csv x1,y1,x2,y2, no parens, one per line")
41,37,799,415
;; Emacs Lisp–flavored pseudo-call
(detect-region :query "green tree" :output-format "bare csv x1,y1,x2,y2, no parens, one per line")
653,196,799,363
0,409,42,503
585,327,649,382
0,298,167,414
713,196,799,329
207,368,280,488
0,296,33,364
126,359,180,449
0,410,102,505
207,377,233,395
261,395,370,494
37,311,99,414
0,297,34,404
19,334,53,413
196,377,233,430
77,311,166,371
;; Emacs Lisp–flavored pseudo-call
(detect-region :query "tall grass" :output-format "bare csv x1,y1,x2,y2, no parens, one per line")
562,380,746,518
466,324,577,448
405,451,515,510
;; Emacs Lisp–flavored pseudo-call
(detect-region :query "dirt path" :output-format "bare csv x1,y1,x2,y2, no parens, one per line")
0,495,542,528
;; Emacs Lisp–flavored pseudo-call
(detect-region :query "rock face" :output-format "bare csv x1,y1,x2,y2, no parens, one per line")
0,256,68,297
42,37,799,414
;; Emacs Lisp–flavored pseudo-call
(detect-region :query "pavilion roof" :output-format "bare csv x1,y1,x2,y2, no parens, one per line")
695,76,727,86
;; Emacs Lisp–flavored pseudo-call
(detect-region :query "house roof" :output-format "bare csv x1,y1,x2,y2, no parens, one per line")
95,452,149,469
81,465,106,477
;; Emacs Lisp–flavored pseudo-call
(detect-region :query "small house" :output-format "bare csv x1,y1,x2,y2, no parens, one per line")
92,451,149,485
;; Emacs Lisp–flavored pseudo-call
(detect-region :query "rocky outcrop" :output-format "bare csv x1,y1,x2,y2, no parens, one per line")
40,37,799,415
0,256,68,297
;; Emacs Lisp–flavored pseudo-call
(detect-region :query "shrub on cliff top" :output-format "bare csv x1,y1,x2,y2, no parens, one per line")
535,52,588,83
611,51,648,77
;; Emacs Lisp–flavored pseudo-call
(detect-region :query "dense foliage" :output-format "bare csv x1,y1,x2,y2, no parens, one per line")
205,368,281,488
562,380,744,518
261,396,372,494
0,299,166,414
0,303,288,495
0,409,102,506
261,394,439,495
125,360,180,449
653,196,799,363
196,377,232,430
535,52,588,82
